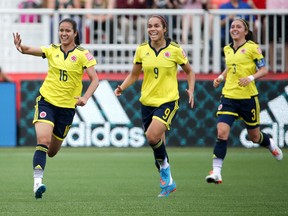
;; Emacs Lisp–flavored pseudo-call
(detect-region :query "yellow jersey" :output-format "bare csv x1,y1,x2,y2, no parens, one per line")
222,41,265,99
39,44,96,108
134,40,188,107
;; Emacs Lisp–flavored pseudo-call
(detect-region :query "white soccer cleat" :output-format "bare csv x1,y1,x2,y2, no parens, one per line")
205,171,222,184
269,138,283,161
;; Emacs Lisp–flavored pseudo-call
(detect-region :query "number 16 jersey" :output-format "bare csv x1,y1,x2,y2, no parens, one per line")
39,44,96,108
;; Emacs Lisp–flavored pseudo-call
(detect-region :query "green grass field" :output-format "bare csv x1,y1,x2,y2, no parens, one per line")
0,147,287,216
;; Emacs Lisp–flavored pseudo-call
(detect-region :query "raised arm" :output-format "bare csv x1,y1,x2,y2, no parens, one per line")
13,32,43,56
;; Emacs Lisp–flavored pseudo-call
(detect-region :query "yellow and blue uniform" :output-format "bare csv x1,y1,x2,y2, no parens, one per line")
39,44,96,108
217,41,265,128
134,39,188,131
222,40,264,99
33,44,96,140
134,39,188,107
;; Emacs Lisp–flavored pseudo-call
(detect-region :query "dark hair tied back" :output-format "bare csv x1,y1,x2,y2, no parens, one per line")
237,18,255,42
59,18,80,45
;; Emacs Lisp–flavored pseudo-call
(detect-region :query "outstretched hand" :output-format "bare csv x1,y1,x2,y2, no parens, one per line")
13,32,23,53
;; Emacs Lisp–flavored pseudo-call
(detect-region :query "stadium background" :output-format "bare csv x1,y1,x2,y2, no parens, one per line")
0,7,288,148
16,74,288,148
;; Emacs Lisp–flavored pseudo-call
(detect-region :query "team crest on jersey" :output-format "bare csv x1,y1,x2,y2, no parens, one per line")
218,104,223,111
164,52,171,58
85,52,94,61
39,111,47,118
182,50,187,58
257,47,262,54
70,55,77,62
241,48,246,54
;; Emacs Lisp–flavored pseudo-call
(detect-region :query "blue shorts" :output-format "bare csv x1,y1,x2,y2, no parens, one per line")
216,96,260,129
141,100,179,132
33,95,76,140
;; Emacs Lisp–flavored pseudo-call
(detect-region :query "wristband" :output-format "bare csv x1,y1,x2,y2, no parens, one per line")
248,75,255,81
218,75,224,81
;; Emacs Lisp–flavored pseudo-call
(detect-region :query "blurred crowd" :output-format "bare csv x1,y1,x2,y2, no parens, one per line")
15,0,288,72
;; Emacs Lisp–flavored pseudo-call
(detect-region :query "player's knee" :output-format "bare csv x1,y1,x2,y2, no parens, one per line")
217,125,230,140
217,130,228,140
145,133,159,145
248,134,259,143
37,138,51,147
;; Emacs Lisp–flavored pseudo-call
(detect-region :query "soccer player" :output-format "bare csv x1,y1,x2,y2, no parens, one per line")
205,18,283,184
114,15,195,197
13,18,99,199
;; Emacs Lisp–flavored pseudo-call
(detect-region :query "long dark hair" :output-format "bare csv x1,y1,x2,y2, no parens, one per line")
237,18,255,42
59,18,80,45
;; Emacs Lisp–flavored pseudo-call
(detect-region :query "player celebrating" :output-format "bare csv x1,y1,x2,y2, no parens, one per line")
13,18,99,199
114,15,195,197
205,18,283,184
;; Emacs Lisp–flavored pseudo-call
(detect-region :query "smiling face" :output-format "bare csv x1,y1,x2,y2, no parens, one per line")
230,19,248,42
147,16,167,42
58,21,77,47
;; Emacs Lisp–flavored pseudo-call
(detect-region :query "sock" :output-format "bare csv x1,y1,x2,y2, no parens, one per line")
212,158,223,175
34,177,42,191
150,140,172,184
160,157,169,170
258,132,271,148
150,139,168,168
154,144,170,172
213,138,227,159
33,144,48,189
212,138,227,175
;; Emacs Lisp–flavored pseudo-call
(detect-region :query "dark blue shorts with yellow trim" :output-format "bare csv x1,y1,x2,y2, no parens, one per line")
33,95,76,140
141,100,179,132
216,96,260,129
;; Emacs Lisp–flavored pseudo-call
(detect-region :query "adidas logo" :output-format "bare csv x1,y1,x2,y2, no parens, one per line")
63,80,145,147
240,85,288,148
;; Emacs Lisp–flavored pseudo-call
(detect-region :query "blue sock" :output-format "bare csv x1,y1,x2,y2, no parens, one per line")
258,132,270,147
33,144,48,170
150,140,168,170
213,138,227,159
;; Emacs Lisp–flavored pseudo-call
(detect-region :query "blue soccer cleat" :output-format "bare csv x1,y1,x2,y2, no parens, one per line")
34,184,46,199
159,166,171,189
158,181,176,197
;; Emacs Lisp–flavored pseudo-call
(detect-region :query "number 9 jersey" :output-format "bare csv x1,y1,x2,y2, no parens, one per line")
39,44,96,108
134,39,188,107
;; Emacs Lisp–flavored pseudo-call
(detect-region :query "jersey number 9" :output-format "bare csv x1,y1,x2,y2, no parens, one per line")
154,67,159,79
